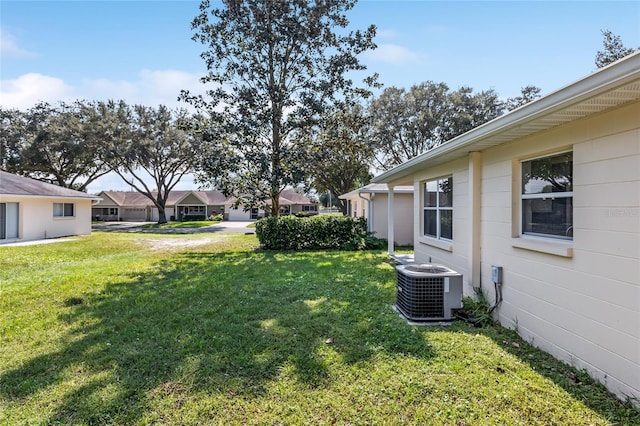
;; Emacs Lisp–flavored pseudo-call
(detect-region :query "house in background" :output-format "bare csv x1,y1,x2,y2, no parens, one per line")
339,184,414,246
93,188,317,222
94,190,228,222
0,170,99,244
373,52,640,403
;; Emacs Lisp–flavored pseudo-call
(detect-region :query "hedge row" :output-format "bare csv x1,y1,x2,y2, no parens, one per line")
255,215,384,250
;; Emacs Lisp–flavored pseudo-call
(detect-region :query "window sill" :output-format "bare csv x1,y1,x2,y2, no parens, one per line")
418,237,453,252
512,236,573,258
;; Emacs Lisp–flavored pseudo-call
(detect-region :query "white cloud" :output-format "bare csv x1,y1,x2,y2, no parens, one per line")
0,73,75,109
364,43,419,65
0,27,37,58
137,69,205,109
0,69,208,110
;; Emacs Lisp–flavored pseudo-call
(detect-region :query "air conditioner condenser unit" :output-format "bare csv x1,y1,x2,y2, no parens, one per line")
395,264,463,322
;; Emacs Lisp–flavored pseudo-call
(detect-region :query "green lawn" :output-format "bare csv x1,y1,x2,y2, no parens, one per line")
135,220,221,229
1,233,637,425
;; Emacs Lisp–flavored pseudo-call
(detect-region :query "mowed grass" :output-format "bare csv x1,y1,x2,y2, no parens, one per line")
1,233,638,425
135,220,221,229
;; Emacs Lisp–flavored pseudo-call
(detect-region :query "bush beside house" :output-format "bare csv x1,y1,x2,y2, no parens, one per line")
255,215,383,250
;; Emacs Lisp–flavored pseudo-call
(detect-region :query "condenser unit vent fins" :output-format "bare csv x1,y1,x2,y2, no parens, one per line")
395,264,463,322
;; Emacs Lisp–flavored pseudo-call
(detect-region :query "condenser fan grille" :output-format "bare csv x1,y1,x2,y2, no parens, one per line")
396,274,445,320
395,264,463,322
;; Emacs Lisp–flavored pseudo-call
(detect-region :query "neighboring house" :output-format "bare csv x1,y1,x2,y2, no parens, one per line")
94,190,228,222
93,188,317,221
225,189,318,221
0,170,99,244
339,184,414,246
372,52,640,402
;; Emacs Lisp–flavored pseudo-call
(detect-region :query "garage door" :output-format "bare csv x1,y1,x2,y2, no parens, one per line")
227,207,252,221
123,208,147,221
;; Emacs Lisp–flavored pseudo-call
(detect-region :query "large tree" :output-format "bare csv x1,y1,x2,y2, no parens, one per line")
1,101,112,191
306,104,373,215
369,82,502,171
182,0,377,216
595,30,637,68
103,103,200,224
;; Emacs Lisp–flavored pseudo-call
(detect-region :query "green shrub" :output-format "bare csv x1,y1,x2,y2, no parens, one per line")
208,213,223,221
294,211,318,218
182,214,207,221
255,215,382,250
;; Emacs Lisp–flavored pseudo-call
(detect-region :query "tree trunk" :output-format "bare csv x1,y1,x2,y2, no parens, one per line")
338,199,348,216
271,193,280,217
157,206,168,224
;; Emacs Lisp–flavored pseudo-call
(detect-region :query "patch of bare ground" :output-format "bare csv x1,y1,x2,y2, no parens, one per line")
136,235,225,251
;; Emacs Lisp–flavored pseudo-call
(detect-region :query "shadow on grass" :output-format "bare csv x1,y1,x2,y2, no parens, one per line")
0,249,432,424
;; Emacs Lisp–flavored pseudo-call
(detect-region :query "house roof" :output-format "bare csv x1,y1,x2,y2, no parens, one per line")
95,189,314,207
339,184,414,199
372,51,640,185
280,189,316,205
97,190,229,207
0,170,99,199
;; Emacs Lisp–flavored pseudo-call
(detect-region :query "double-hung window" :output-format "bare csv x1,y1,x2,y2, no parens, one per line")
423,177,453,240
53,203,75,218
521,151,573,239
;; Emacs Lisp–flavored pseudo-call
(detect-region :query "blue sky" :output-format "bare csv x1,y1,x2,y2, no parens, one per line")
1,0,639,191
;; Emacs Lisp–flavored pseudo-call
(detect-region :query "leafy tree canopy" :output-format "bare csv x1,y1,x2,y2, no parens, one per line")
369,82,502,171
595,29,637,68
505,85,542,111
100,102,201,224
0,101,113,191
305,103,374,214
182,0,378,216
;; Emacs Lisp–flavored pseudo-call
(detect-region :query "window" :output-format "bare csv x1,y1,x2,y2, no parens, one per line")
521,151,573,239
53,203,74,218
423,177,453,240
184,206,205,215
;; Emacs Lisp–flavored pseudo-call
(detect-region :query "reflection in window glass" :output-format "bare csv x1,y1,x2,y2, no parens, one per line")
521,152,573,239
423,177,453,240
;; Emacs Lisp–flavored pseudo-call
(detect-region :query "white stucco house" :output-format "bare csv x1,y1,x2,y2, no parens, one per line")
0,171,100,244
373,52,640,403
339,184,414,246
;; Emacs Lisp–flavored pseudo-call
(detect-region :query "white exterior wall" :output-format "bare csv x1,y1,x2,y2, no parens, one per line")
371,193,414,246
410,101,640,401
410,101,640,402
341,192,414,246
0,196,93,242
412,157,475,294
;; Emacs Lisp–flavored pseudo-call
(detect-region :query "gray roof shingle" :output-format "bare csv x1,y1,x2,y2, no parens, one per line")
0,171,99,199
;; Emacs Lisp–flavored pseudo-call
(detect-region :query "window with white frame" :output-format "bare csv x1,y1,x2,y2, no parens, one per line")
521,151,573,239
53,203,75,217
423,177,453,240
184,206,205,215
